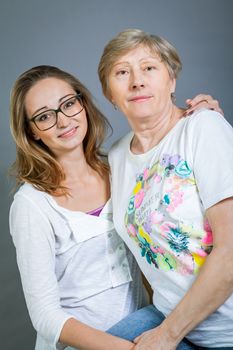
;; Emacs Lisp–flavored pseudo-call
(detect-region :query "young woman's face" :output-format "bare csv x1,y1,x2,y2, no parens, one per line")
25,77,88,158
108,45,175,126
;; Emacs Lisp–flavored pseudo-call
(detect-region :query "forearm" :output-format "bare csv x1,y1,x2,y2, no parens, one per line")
60,318,134,350
162,246,233,345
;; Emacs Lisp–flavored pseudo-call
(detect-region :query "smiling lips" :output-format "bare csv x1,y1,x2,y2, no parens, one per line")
128,95,153,102
58,126,78,138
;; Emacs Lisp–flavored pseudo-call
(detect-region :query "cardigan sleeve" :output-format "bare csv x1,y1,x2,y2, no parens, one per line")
9,192,72,349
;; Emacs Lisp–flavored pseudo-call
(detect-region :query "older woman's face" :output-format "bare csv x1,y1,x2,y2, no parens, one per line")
108,45,175,124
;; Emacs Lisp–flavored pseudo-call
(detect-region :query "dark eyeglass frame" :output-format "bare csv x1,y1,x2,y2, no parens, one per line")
28,93,83,131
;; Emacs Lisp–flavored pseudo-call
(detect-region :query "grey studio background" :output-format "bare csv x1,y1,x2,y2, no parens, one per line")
0,0,232,349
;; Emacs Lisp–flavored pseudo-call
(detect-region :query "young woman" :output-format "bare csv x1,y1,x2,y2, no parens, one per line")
9,65,146,350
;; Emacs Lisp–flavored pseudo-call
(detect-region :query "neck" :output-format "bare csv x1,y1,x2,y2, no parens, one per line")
57,147,93,184
130,105,184,154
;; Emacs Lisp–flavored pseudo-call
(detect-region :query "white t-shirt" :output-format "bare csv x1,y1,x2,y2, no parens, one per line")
109,110,233,347
10,183,147,350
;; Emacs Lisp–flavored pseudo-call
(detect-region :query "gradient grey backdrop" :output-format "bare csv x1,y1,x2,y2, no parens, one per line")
1,1,232,349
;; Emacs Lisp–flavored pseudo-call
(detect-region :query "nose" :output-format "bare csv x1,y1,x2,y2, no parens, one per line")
56,111,70,128
130,70,145,90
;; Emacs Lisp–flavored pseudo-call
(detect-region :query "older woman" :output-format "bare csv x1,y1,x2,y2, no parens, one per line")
98,29,233,350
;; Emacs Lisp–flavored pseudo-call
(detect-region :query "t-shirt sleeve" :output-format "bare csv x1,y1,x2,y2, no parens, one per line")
9,193,72,349
188,110,233,209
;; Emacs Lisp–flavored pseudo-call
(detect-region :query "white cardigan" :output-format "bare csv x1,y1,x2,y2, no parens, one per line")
10,183,146,349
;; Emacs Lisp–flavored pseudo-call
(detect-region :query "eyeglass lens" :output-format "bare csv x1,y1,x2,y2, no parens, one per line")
33,95,82,131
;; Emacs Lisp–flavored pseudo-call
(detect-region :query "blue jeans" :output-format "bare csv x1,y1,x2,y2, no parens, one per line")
107,305,233,350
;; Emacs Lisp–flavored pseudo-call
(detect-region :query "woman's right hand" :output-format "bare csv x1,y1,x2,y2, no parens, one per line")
133,324,177,350
184,94,224,116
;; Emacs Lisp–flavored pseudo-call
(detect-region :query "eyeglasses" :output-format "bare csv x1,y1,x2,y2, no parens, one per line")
29,94,84,131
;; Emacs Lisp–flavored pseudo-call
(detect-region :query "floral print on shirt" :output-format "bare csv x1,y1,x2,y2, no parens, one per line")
125,154,213,275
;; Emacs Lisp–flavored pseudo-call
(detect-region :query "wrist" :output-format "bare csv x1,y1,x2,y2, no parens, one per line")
159,319,182,348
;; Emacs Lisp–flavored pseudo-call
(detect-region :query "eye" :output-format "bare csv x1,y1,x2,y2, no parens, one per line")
35,113,51,123
145,66,156,71
116,69,129,76
63,97,76,109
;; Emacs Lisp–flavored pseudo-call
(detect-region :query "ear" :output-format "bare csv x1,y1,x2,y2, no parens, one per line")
32,131,40,140
110,95,114,104
107,88,114,104
170,78,176,93
110,97,116,107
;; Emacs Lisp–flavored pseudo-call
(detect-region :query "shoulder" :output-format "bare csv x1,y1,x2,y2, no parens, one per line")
186,108,232,132
188,109,233,151
13,183,46,204
9,183,56,243
11,183,50,218
180,109,233,149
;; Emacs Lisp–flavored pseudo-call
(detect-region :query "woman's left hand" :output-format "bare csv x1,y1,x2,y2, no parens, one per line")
133,324,176,350
184,94,224,116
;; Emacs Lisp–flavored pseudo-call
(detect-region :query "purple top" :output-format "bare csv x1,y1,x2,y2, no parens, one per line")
87,204,105,217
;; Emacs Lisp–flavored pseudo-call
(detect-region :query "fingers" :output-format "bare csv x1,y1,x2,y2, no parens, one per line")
184,94,224,116
216,107,224,116
186,94,212,106
134,335,140,344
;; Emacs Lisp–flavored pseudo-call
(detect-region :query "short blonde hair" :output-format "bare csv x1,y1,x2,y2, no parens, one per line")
10,65,111,195
98,28,182,100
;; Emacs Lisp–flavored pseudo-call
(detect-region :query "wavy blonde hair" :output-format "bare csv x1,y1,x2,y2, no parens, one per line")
10,65,112,195
98,28,182,100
